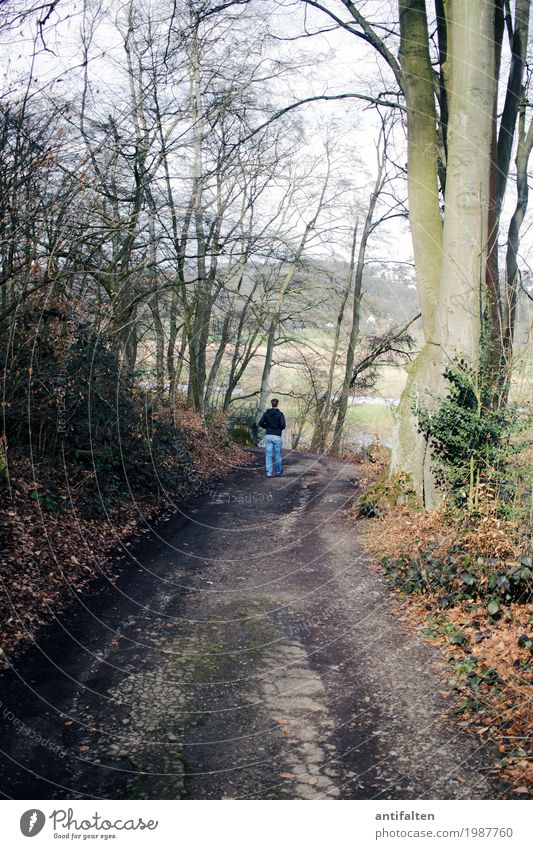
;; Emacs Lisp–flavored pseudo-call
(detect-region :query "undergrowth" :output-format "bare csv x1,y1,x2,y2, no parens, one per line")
359,498,532,796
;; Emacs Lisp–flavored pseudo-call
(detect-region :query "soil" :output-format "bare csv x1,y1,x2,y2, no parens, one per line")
0,449,508,799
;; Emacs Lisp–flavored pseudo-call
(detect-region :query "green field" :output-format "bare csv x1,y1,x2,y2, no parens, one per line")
139,323,531,451
346,403,396,441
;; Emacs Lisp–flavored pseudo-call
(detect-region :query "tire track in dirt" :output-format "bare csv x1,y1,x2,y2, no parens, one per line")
0,449,500,799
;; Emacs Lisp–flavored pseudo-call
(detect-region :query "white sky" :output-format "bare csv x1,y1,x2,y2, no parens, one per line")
3,0,533,275
0,0,412,259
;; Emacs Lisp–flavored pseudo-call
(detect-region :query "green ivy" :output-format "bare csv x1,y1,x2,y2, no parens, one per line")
417,361,531,515
382,549,532,610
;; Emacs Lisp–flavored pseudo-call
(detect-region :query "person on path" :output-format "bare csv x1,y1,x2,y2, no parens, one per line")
258,399,286,478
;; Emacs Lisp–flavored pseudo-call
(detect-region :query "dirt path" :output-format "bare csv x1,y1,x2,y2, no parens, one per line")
0,450,503,799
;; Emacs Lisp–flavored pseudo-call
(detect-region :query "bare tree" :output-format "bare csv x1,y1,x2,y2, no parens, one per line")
299,0,533,505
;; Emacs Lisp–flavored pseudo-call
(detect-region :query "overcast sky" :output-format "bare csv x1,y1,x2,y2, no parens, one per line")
4,0,533,275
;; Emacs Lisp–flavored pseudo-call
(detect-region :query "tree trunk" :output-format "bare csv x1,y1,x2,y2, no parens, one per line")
187,18,209,412
257,317,277,424
149,293,165,393
310,222,359,453
331,144,386,453
204,312,232,408
504,109,533,361
330,231,362,453
392,0,495,506
435,0,494,361
171,328,188,402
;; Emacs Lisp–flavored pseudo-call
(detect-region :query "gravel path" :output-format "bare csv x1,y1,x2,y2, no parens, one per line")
0,449,501,799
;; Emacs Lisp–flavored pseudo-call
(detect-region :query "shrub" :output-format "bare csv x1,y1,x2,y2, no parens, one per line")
1,300,241,513
417,361,531,516
356,470,418,518
382,547,532,612
226,403,259,446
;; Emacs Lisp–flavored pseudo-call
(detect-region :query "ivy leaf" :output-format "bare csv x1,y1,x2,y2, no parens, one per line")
460,571,475,586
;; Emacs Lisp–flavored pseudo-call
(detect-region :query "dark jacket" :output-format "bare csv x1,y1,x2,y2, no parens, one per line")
258,408,286,437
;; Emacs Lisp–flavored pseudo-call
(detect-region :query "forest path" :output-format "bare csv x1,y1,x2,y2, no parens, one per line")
0,450,499,799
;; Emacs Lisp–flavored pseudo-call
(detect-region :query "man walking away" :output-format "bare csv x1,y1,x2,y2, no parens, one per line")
258,399,286,478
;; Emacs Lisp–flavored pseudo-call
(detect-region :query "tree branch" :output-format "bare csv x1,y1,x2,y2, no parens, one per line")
237,92,404,147
349,312,421,388
302,0,404,92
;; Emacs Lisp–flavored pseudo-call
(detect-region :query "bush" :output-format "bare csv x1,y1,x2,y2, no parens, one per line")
382,547,532,613
417,361,531,516
356,470,418,518
229,425,256,446
1,300,240,513
226,403,259,446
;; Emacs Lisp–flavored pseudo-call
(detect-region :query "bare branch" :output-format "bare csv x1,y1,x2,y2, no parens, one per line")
302,0,404,93
237,91,404,147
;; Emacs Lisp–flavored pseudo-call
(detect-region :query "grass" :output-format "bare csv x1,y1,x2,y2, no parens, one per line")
371,365,407,398
137,320,532,451
346,403,396,440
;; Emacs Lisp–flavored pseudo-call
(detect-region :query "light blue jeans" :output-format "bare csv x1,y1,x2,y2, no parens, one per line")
265,435,283,476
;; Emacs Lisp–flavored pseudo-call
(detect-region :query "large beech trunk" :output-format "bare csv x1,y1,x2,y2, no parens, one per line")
392,0,496,506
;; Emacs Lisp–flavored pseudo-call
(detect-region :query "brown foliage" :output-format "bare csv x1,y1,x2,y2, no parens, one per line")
0,413,251,665
357,495,532,796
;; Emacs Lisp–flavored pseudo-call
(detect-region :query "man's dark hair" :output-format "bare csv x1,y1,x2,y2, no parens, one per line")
270,398,279,407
